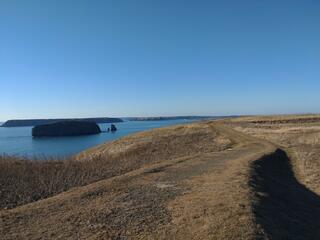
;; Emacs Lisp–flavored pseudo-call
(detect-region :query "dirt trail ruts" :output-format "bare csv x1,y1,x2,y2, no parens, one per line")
226,115,320,239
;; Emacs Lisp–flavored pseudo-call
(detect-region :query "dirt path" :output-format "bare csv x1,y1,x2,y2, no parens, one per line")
227,116,320,240
1,121,319,239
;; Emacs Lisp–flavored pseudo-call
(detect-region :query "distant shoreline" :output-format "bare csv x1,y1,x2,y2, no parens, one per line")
125,116,237,121
1,115,239,127
1,117,123,127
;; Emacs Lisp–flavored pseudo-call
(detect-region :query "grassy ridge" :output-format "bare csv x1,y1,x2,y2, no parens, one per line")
0,122,230,210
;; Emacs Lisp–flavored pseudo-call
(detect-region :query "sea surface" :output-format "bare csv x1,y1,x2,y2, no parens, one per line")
0,119,196,158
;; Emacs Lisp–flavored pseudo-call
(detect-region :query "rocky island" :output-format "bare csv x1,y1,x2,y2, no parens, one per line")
32,121,101,137
111,124,117,132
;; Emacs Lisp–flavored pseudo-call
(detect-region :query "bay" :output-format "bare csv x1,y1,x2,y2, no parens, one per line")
0,119,195,158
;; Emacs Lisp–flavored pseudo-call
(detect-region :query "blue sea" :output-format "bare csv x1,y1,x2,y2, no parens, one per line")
0,119,195,158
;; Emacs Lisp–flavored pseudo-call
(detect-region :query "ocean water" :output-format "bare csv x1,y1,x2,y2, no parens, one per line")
0,119,195,158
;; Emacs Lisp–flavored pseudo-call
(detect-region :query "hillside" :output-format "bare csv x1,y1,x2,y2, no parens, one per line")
1,117,320,239
126,116,217,121
1,117,123,127
226,114,320,194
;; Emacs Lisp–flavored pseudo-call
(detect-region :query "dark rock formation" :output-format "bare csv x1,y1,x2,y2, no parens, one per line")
2,117,123,127
32,121,101,137
111,124,117,132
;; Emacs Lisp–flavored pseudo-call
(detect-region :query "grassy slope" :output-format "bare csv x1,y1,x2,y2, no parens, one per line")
227,115,320,239
1,117,320,239
227,114,320,193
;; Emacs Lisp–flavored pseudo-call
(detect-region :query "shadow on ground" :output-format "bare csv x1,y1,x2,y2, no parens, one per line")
251,149,320,240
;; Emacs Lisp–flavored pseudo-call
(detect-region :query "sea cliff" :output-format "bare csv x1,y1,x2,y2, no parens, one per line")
32,121,101,137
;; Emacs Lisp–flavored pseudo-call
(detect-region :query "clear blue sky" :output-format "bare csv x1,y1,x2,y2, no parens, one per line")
1,0,320,121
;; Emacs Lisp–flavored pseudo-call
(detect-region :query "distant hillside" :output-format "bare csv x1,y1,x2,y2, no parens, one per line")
1,117,123,127
126,116,222,121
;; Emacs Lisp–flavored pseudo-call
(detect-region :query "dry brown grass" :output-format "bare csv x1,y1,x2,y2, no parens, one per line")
3,118,320,239
77,122,231,160
0,154,118,209
226,114,320,194
0,122,232,211
226,115,320,239
230,114,320,123
2,122,267,240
